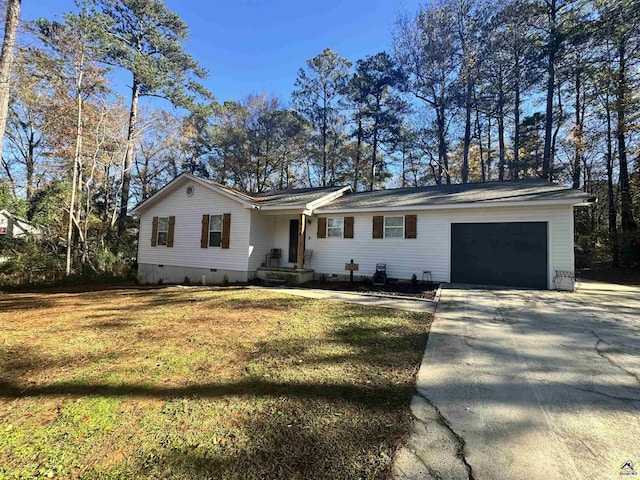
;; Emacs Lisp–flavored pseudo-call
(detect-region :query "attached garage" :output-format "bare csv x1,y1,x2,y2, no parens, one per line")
451,222,548,289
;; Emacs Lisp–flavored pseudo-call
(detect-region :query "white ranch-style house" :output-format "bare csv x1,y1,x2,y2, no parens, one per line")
130,173,593,290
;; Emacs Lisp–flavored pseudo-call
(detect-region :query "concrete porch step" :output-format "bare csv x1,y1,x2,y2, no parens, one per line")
265,272,287,286
256,267,314,285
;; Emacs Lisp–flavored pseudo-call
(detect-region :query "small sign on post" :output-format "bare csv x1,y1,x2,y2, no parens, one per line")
345,259,359,284
344,261,359,271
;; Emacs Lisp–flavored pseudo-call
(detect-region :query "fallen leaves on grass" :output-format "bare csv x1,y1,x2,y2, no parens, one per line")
0,286,431,479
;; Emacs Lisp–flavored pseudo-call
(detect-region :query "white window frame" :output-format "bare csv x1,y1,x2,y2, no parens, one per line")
209,214,223,247
157,216,169,246
327,217,344,238
384,216,404,238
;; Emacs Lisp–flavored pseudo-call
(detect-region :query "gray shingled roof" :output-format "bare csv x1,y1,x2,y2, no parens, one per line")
253,186,346,207
198,177,345,207
317,179,593,211
130,174,348,214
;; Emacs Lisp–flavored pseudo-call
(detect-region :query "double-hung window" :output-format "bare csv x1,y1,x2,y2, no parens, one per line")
327,218,343,237
209,214,223,247
384,216,404,238
157,217,169,245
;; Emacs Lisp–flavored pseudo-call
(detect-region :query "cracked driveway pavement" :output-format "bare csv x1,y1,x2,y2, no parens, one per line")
393,280,640,480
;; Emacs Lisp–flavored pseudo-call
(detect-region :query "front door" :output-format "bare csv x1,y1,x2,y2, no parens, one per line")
289,219,299,264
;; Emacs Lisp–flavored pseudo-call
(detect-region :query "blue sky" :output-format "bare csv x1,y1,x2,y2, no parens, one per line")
24,0,424,105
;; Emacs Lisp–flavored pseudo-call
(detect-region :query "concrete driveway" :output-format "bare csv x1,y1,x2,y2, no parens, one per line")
393,281,640,480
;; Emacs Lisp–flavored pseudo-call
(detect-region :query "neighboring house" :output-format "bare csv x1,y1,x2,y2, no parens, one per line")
0,209,40,239
130,173,593,290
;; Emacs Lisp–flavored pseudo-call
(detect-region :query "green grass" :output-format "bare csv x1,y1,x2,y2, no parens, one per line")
0,287,431,479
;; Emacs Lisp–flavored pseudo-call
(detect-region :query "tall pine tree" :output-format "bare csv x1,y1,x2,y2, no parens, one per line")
89,0,213,234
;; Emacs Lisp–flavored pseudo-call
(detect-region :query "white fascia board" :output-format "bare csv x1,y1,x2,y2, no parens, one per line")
259,207,312,216
315,198,585,214
305,186,352,211
188,175,257,208
259,205,305,210
258,187,351,213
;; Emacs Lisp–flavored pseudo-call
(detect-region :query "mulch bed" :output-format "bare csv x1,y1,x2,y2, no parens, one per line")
299,280,439,300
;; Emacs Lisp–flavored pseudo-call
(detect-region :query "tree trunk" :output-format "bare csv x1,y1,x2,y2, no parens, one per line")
542,0,556,180
353,116,362,191
513,55,521,180
550,88,563,182
279,153,285,190
401,150,406,188
475,102,485,182
118,78,140,235
462,78,473,184
436,105,449,185
486,115,492,180
605,98,619,266
26,132,35,199
0,0,20,164
321,92,328,187
572,68,582,190
67,65,84,276
616,41,637,232
497,92,506,182
370,115,379,191
473,88,487,182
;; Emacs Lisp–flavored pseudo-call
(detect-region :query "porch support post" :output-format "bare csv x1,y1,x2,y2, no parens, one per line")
296,213,306,269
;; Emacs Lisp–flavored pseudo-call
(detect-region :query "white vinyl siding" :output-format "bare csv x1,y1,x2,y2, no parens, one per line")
306,205,575,289
247,210,277,272
137,181,251,274
272,216,299,267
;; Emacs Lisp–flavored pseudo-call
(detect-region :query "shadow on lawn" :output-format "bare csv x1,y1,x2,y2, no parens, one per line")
104,286,312,312
248,322,428,369
0,295,56,311
0,285,172,313
1,363,638,412
1,325,638,412
0,307,428,408
0,344,121,380
138,402,402,480
0,378,414,407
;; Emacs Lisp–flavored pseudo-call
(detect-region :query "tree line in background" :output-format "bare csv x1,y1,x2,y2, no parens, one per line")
0,0,638,286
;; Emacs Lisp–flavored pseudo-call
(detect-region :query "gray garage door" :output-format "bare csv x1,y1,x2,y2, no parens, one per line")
451,222,548,289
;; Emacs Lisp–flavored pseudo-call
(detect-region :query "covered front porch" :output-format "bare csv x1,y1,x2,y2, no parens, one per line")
260,210,312,270
248,185,349,280
251,209,314,285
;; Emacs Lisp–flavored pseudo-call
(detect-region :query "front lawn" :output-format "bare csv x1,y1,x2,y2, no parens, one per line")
0,286,431,479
